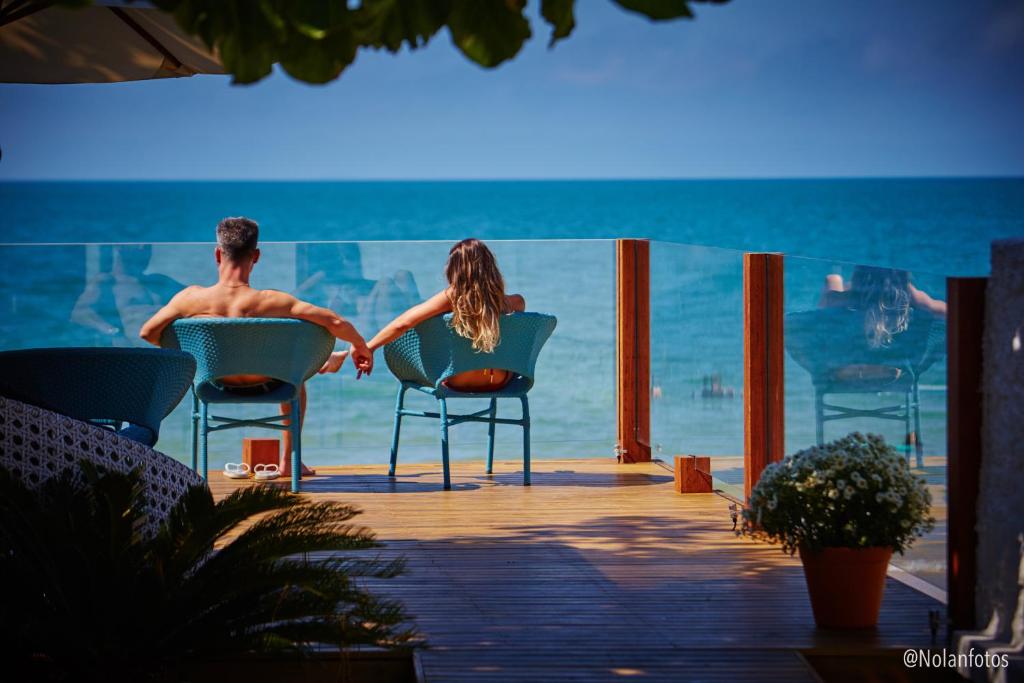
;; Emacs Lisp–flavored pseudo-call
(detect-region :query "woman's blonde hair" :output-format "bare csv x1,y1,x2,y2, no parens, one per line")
851,266,912,348
445,239,506,353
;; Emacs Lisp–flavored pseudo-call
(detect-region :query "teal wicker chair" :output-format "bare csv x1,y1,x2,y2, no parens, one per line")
785,308,945,467
0,347,195,447
162,318,334,493
383,312,557,490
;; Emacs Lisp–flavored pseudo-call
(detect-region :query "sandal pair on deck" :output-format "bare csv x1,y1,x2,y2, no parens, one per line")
223,463,280,481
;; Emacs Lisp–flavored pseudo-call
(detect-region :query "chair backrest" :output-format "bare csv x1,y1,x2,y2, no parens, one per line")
384,312,557,391
162,318,335,393
785,307,946,381
0,347,196,446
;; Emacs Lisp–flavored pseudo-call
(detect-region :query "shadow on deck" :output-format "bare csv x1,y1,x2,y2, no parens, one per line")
210,458,944,682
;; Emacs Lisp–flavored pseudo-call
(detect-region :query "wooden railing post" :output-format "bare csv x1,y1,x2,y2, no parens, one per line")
616,239,651,463
743,253,784,501
947,277,987,631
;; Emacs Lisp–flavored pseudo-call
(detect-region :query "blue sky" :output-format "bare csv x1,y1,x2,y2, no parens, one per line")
1,0,1022,180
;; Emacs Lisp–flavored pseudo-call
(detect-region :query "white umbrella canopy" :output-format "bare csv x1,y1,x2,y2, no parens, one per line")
0,0,223,84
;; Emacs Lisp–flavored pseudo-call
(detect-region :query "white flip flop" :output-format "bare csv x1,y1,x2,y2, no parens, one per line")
253,463,281,481
223,463,251,480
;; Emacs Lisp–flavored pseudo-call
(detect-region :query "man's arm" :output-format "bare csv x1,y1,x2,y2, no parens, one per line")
259,291,374,374
139,287,195,346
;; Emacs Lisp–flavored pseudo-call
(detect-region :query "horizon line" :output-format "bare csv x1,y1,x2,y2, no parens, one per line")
1,174,1023,183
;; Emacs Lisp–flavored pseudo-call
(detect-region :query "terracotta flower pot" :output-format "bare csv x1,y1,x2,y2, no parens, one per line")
798,546,893,629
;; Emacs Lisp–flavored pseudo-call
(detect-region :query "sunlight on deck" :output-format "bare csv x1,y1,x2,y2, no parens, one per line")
211,458,943,682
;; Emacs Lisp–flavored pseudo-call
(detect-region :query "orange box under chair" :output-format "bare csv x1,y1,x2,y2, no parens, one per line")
674,455,713,493
243,438,280,471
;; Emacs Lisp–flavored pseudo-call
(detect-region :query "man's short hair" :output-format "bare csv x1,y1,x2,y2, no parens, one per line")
216,217,259,261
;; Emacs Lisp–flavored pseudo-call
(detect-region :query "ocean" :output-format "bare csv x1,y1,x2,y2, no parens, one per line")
1,178,1021,481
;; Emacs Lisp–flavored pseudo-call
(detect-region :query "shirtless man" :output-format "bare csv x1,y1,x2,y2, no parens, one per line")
139,217,372,476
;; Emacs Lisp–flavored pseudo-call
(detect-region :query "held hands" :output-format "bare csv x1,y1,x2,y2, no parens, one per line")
350,342,374,379
317,345,373,378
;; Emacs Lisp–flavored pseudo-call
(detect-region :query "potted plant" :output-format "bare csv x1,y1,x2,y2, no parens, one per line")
742,432,934,629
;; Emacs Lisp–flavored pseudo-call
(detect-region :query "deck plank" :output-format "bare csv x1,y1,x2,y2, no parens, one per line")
210,458,943,682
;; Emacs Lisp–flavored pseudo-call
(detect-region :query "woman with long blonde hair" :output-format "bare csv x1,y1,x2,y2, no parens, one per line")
324,239,525,391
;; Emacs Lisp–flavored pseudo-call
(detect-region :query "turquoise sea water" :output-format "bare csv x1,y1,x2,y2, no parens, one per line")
3,179,1023,272
0,179,1021,476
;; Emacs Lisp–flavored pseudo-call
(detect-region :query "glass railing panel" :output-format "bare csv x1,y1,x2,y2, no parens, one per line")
784,255,948,591
0,240,616,470
650,241,745,500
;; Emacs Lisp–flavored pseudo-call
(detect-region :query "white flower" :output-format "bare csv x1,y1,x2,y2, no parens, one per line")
767,496,778,511
844,486,855,500
828,488,839,500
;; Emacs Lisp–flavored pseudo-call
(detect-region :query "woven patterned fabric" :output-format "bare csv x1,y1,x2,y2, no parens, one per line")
162,318,334,403
0,396,202,534
383,312,557,396
0,347,195,446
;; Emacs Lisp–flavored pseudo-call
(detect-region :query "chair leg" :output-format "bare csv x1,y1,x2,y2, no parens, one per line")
486,398,497,475
439,398,451,490
912,383,924,469
815,390,824,446
520,396,531,486
904,391,914,465
199,400,209,480
389,387,407,477
190,392,199,472
290,397,301,494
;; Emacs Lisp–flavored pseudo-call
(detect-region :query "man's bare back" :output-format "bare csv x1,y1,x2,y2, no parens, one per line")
147,283,353,384
140,282,373,374
139,216,373,478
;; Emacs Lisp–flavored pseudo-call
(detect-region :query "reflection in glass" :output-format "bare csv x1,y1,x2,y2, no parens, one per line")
294,243,421,337
0,240,616,471
784,258,949,591
787,265,946,467
71,245,184,347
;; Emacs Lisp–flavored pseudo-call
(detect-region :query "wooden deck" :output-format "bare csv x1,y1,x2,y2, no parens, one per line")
210,458,944,682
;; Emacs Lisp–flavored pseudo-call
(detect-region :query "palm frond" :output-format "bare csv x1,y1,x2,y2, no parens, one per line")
0,464,417,681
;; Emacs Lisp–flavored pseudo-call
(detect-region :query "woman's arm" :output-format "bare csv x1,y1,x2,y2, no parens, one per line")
909,284,947,318
366,289,452,351
818,274,845,308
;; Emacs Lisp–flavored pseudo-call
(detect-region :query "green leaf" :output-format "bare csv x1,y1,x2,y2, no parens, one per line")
131,0,727,84
277,3,358,83
611,0,694,20
541,0,575,47
447,0,531,68
354,0,451,52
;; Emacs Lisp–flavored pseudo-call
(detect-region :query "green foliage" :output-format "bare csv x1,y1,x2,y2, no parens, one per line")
61,0,730,84
741,433,935,555
0,464,414,682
